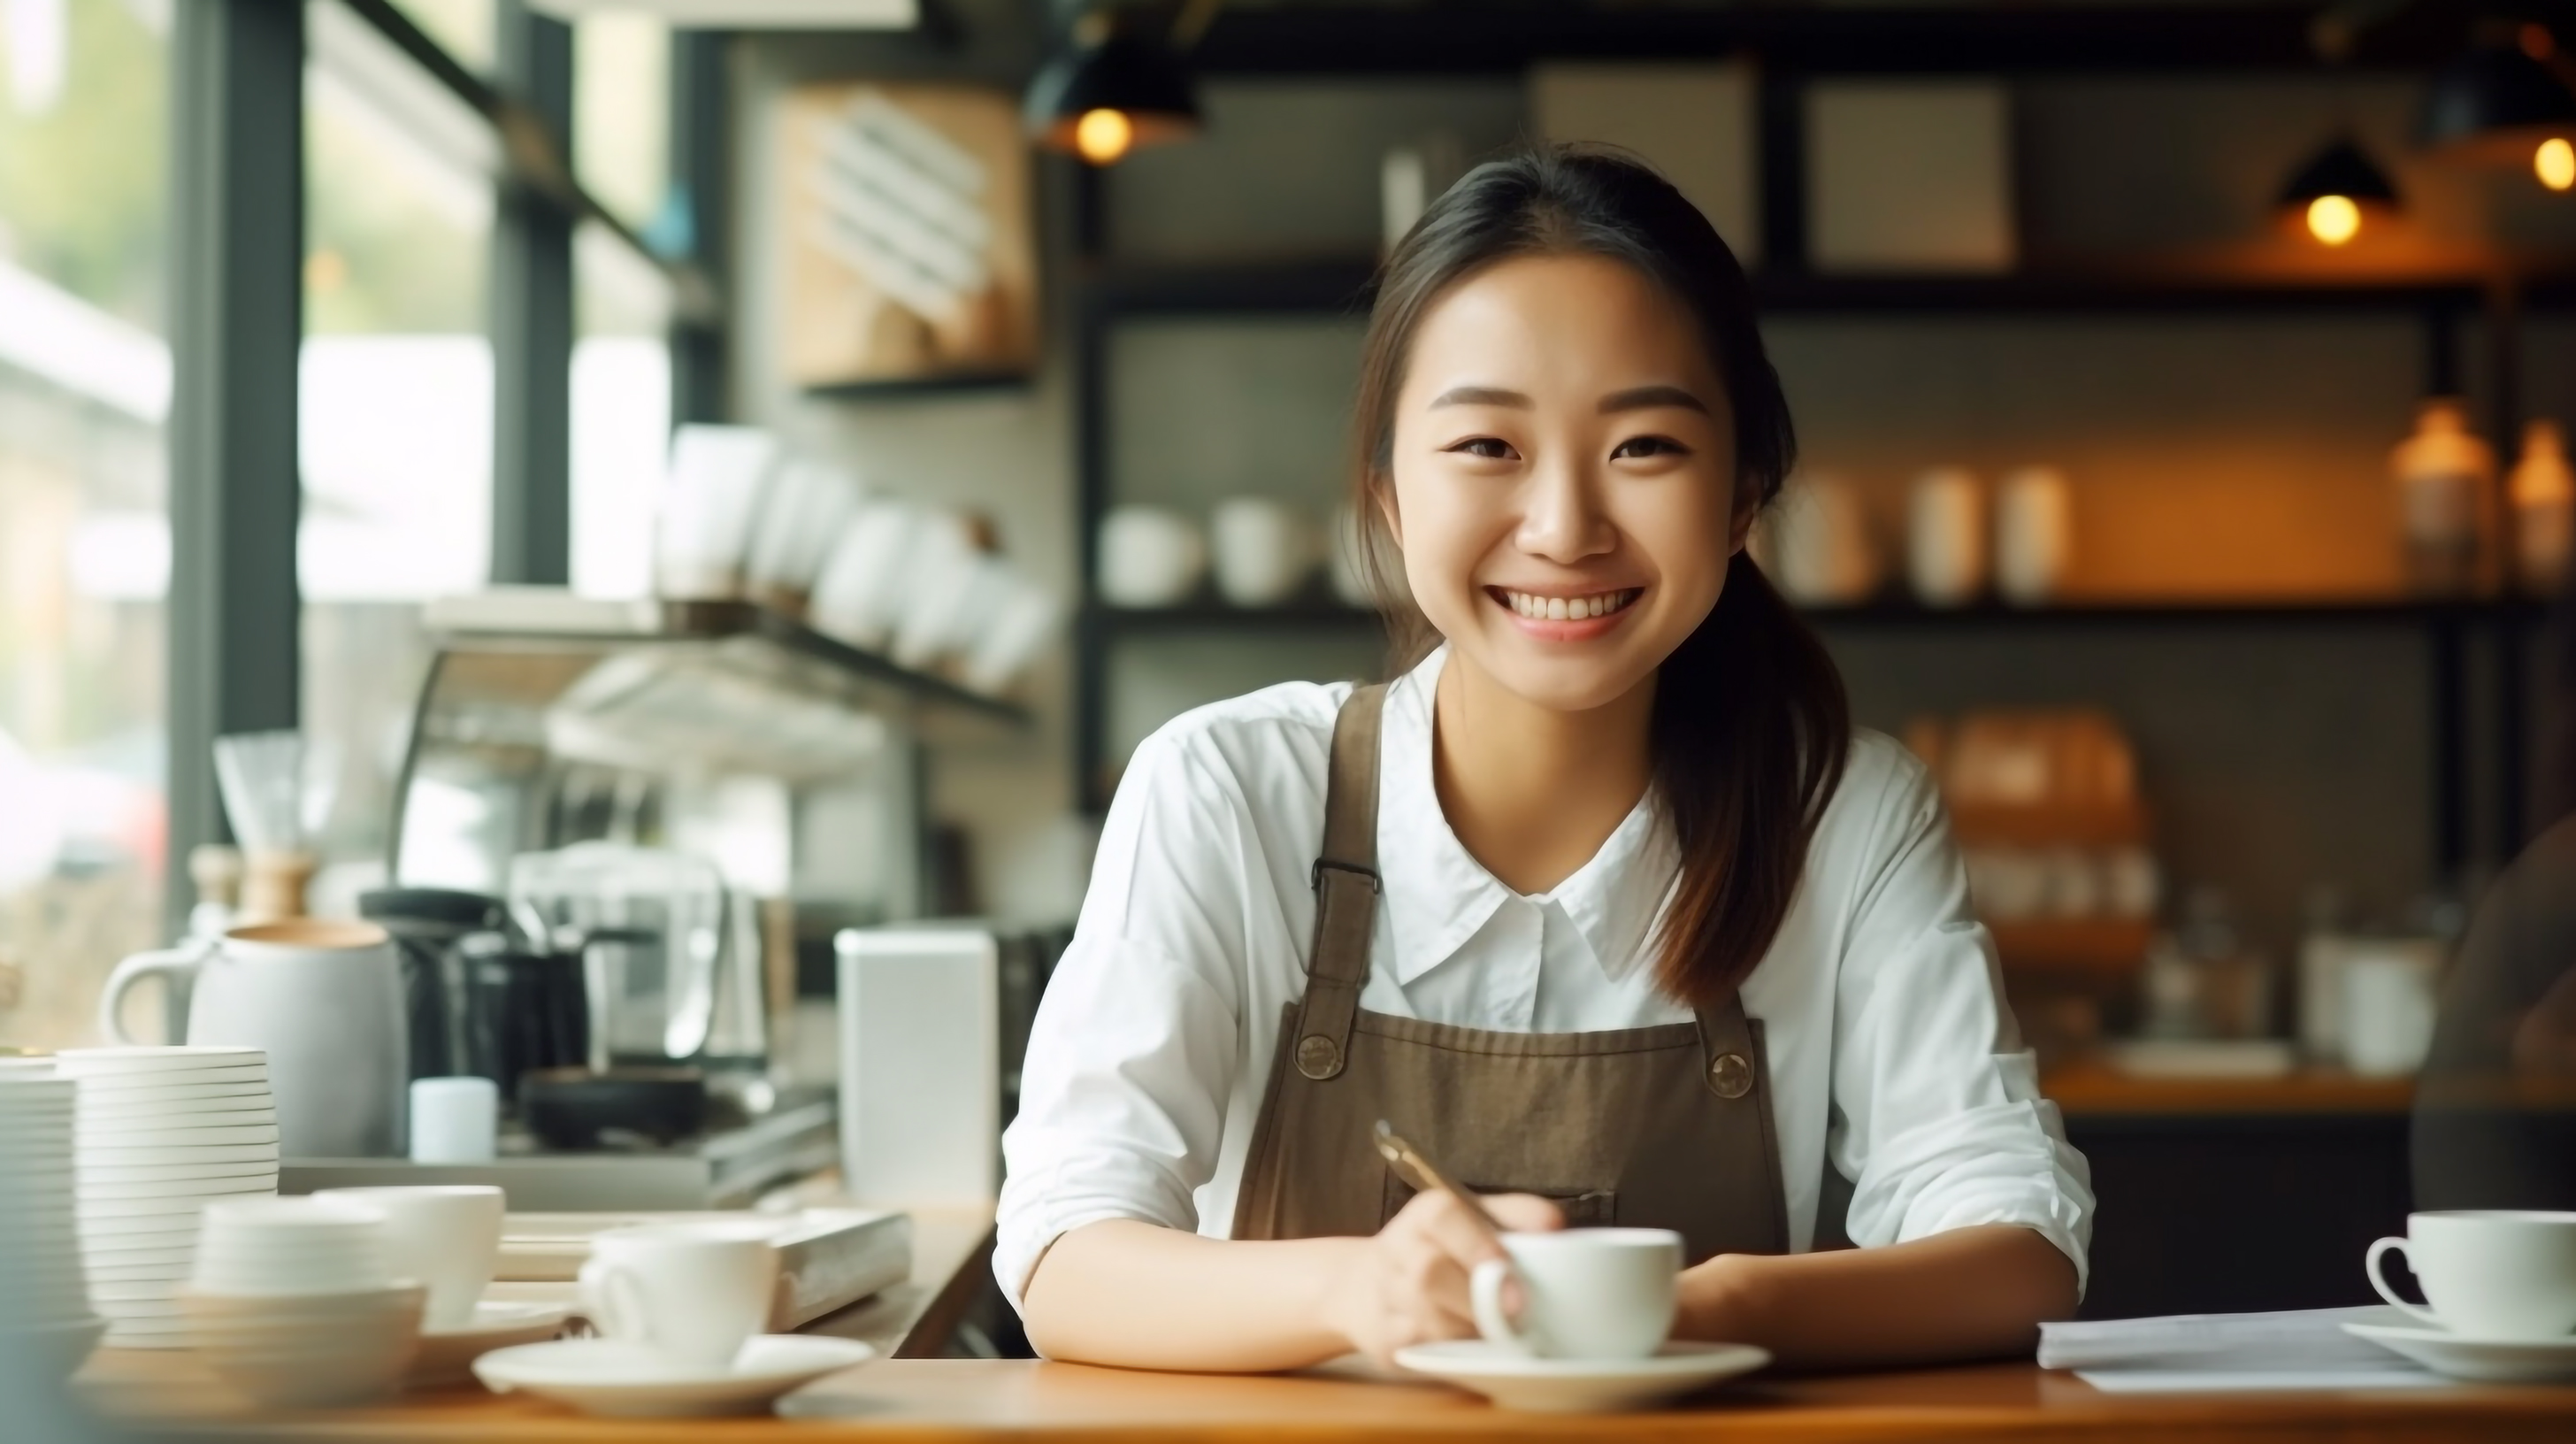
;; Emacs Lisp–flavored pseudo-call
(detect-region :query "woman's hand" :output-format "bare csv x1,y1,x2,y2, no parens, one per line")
1316,1191,1564,1366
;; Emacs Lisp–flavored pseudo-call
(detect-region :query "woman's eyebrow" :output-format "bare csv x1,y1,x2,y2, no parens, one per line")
1599,384,1710,416
1427,385,1531,410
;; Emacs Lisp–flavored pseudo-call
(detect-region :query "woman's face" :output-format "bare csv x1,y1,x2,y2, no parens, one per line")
1383,252,1747,714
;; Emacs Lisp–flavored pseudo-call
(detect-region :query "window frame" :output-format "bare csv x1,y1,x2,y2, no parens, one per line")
163,0,724,926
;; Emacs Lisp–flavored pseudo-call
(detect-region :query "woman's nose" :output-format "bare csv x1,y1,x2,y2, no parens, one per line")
1514,457,1616,564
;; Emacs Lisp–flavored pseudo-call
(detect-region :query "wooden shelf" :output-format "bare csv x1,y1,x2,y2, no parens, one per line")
1088,596,2542,636
2043,1061,2415,1117
1085,254,2576,320
1990,918,2154,979
1800,596,2546,627
801,370,1032,401
1185,3,2483,77
1093,601,1385,634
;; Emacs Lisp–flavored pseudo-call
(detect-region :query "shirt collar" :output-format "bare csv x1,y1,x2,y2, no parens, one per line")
1373,648,1679,986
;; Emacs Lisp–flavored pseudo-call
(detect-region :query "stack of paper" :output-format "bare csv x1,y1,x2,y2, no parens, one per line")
2040,1307,2444,1392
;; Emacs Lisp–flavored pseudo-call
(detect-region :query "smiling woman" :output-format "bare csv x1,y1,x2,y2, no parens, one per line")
1002,145,2090,1378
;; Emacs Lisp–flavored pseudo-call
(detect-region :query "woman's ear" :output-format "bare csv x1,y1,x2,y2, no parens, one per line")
1726,475,1760,557
1372,475,1404,548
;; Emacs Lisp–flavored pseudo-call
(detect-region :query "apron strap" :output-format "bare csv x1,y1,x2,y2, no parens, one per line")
1691,994,1763,1102
1292,683,1387,1083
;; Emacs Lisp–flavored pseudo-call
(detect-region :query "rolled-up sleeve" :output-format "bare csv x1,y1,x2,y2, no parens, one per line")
1826,757,2097,1294
994,725,1255,1310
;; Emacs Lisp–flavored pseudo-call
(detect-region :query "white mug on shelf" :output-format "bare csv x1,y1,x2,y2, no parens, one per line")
1995,466,2073,607
1770,472,1879,605
1097,506,1207,608
1211,497,1320,607
744,460,862,611
2342,940,2443,1077
578,1226,779,1370
2365,1210,2576,1340
655,426,780,600
810,498,924,650
1907,466,1988,608
1468,1227,1682,1361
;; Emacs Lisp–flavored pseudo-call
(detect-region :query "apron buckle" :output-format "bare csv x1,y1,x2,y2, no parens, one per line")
1295,1033,1344,1080
1707,1051,1754,1100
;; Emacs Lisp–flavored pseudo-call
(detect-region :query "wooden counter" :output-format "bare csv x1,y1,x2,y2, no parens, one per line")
73,1354,2576,1442
71,1193,2576,1442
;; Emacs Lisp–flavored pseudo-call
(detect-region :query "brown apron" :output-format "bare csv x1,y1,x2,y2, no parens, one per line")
1230,684,1791,1265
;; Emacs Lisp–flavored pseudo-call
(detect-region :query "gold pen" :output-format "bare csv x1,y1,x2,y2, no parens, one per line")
1373,1118,1508,1246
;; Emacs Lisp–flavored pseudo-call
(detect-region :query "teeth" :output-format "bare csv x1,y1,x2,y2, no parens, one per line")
1501,589,1636,621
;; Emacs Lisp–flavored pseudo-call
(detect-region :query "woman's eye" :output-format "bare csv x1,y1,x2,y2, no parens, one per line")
1447,437,1518,460
1614,435,1688,459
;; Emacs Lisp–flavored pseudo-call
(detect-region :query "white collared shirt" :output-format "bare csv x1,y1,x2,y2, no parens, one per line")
998,649,2095,1309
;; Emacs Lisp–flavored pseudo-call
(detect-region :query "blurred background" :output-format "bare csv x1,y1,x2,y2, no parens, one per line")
5,0,2576,1323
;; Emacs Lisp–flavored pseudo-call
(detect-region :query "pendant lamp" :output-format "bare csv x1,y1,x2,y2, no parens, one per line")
2419,21,2576,184
2276,133,2403,246
1024,9,1202,166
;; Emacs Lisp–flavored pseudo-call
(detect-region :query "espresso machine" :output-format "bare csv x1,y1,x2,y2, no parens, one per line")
341,587,1028,1207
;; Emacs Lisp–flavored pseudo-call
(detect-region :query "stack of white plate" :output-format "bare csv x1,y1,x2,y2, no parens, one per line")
57,1047,280,1349
0,1061,106,1377
179,1197,426,1407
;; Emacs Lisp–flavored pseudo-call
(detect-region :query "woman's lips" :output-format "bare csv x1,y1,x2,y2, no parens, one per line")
1485,586,1643,641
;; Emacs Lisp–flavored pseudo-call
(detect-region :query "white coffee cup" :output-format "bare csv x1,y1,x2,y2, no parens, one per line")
1210,497,1319,607
1097,506,1206,608
316,1185,504,1333
578,1226,779,1370
1468,1227,1682,1361
2367,1210,2576,1340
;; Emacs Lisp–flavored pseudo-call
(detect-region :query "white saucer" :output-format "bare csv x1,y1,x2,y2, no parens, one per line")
472,1335,878,1417
410,1301,574,1386
2343,1320,2576,1383
1392,1339,1771,1413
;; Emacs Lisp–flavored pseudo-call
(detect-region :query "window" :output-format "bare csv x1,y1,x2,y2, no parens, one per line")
571,11,675,600
573,220,671,600
300,0,496,902
0,0,172,1048
389,0,494,73
574,10,669,234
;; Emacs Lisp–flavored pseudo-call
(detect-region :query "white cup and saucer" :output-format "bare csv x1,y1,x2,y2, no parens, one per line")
2343,1210,2576,1382
310,1185,568,1386
473,1225,875,1417
1392,1227,1769,1412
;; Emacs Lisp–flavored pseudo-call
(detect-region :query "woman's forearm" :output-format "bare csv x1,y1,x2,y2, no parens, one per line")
1677,1224,2078,1371
1021,1219,1364,1371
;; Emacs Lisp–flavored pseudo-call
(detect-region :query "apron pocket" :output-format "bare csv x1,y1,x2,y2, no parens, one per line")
1381,1171,1620,1229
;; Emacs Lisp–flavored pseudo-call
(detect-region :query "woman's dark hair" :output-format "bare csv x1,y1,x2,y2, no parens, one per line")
1350,143,1851,1009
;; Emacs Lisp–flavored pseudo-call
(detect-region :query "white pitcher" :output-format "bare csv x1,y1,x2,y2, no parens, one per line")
101,919,410,1156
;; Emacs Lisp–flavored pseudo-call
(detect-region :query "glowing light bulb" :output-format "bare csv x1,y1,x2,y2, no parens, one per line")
1073,108,1133,165
2539,138,2576,191
2306,195,2362,246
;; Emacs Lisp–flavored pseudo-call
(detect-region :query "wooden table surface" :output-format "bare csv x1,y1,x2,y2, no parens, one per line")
69,1196,2576,1442
73,1353,2576,1442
